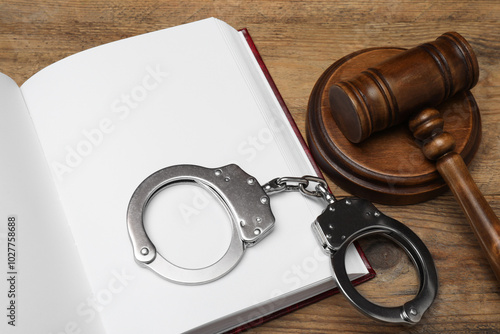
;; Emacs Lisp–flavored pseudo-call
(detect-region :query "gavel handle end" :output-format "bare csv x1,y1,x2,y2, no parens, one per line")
437,152,500,282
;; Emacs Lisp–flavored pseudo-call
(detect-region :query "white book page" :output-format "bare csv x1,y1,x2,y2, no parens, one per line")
20,18,368,333
0,73,105,334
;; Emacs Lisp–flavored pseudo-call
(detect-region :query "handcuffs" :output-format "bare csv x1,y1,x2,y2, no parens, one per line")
127,164,438,324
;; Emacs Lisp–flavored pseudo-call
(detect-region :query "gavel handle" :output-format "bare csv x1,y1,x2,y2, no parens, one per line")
410,108,500,282
438,152,500,281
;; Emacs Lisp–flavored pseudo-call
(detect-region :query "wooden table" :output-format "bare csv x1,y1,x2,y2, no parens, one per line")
1,1,498,332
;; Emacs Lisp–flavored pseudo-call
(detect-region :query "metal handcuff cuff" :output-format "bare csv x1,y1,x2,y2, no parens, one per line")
127,164,438,324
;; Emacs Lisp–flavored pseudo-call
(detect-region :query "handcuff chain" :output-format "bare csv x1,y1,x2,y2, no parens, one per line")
262,175,336,204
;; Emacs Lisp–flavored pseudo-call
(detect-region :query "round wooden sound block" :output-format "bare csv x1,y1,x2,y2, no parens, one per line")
306,47,481,205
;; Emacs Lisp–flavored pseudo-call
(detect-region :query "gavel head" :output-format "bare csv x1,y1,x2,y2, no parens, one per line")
329,32,479,143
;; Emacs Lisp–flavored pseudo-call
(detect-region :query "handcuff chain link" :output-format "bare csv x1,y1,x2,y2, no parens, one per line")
262,175,336,204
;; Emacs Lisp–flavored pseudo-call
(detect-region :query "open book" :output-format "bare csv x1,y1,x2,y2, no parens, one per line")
0,18,372,334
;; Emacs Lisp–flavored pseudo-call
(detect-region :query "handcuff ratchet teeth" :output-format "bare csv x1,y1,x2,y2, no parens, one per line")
127,164,438,324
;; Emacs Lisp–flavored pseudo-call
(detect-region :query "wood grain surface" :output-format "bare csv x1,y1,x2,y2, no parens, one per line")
1,1,498,333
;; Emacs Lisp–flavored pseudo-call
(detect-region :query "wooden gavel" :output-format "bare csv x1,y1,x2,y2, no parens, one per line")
328,32,500,282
